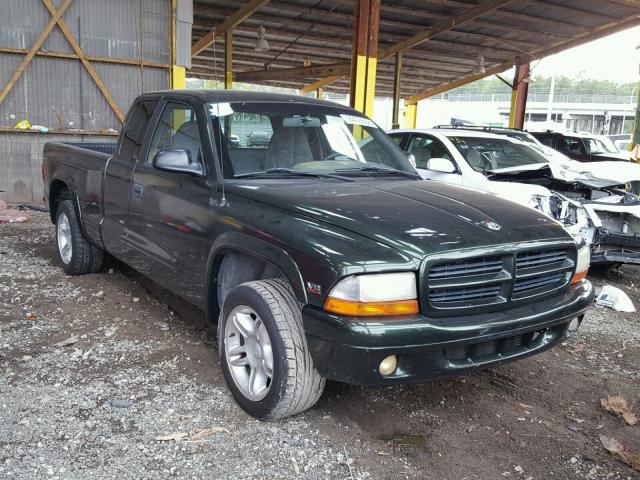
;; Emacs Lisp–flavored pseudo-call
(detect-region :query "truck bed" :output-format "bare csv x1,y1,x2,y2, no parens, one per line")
43,141,117,249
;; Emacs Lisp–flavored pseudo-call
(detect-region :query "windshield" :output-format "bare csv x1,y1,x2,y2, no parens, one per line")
594,137,619,154
502,131,546,154
448,136,549,173
207,102,416,179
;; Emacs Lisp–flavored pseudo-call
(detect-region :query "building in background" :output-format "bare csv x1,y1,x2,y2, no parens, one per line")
0,0,172,202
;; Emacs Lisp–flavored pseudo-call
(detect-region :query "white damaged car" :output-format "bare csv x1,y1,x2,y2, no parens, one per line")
389,128,640,267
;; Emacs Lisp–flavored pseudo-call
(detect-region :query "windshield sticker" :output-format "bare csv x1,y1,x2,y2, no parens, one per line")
340,114,376,128
209,102,234,118
322,123,365,162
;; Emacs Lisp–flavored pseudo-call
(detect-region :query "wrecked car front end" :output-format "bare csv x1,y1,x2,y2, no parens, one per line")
489,166,640,266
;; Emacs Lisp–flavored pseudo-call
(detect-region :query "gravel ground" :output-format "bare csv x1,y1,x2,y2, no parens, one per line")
1,212,639,480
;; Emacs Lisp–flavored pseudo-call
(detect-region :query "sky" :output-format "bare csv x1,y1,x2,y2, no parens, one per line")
529,25,640,83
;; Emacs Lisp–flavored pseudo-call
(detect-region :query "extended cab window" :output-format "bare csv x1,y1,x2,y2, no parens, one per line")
119,100,157,161
147,103,203,167
407,135,452,169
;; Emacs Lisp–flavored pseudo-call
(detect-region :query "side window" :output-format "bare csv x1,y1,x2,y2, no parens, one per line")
539,136,554,147
119,100,158,161
564,137,587,155
390,134,405,148
407,135,452,169
147,103,203,167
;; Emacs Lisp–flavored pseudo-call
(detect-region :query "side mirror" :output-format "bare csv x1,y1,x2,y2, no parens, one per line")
153,149,203,176
426,157,456,173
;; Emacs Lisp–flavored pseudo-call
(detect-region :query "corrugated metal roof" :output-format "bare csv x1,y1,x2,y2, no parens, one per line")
190,0,640,99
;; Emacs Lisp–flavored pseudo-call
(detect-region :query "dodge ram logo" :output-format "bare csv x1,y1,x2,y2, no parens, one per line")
481,220,502,231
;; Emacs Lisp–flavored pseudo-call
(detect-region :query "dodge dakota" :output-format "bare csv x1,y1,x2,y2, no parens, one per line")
43,91,594,419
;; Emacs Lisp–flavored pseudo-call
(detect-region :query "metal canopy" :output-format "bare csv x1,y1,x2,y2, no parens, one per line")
190,0,640,102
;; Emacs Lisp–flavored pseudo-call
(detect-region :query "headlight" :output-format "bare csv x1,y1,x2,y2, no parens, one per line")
528,195,550,214
324,272,418,317
571,245,590,284
528,195,544,211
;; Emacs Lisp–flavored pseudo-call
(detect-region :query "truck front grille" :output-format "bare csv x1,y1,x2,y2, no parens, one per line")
424,245,575,314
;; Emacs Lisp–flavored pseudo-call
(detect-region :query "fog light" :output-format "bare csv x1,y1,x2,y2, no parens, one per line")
566,317,581,338
379,355,398,376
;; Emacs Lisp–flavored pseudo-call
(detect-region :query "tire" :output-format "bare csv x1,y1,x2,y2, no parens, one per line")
218,279,325,420
55,199,104,275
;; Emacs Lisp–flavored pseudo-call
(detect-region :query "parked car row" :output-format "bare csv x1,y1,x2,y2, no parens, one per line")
43,92,593,420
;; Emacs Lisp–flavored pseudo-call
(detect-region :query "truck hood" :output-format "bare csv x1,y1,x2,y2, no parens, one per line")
227,179,569,259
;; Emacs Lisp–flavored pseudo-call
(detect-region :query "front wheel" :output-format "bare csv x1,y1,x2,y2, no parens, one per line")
218,279,325,420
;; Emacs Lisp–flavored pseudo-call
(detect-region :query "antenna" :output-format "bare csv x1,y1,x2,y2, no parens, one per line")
212,38,226,205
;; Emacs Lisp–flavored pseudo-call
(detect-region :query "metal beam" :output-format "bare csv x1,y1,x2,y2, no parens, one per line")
300,76,345,95
191,0,271,56
41,0,126,123
225,29,233,89
378,0,514,59
392,52,402,129
236,63,349,81
0,46,170,69
406,15,640,105
0,0,72,106
232,0,513,88
350,0,380,117
513,62,530,130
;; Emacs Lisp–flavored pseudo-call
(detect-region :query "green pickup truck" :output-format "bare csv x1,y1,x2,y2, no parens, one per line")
43,91,593,419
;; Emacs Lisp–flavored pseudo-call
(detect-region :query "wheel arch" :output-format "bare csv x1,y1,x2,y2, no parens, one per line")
48,177,89,239
205,232,308,325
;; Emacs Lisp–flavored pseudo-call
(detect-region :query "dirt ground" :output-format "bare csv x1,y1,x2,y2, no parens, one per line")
1,212,639,480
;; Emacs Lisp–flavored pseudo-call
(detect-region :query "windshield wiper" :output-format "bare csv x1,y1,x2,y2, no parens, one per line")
234,168,355,182
335,166,421,179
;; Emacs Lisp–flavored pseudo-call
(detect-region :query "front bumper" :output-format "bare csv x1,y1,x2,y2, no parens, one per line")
303,280,594,386
591,229,640,265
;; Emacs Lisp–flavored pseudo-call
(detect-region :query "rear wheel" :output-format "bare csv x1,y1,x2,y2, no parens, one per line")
218,279,325,420
55,199,104,275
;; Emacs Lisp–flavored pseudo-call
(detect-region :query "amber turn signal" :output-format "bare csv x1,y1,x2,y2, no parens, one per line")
570,270,588,284
324,298,419,317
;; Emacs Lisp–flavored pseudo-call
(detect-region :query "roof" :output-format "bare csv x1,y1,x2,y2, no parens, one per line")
142,89,352,107
390,128,513,139
190,0,640,101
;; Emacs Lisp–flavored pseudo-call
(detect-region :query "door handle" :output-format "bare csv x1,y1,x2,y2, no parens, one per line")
132,183,144,198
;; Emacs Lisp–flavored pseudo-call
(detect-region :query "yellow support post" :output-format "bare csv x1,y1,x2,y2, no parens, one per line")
171,65,186,89
403,104,417,129
508,63,519,128
225,30,233,90
349,0,380,119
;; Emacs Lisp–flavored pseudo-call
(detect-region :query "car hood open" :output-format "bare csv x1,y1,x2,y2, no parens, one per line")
228,179,570,259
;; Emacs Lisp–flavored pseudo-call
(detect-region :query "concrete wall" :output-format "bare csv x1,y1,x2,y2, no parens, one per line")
0,0,171,202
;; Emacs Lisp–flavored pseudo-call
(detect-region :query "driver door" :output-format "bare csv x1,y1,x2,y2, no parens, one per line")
407,134,463,185
126,100,214,306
